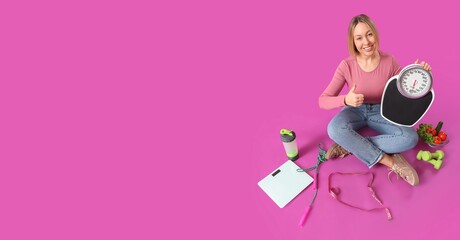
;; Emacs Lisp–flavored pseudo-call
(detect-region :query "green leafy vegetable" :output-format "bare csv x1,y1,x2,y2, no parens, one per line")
417,123,434,144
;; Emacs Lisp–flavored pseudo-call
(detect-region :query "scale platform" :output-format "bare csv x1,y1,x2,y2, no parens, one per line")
381,76,434,127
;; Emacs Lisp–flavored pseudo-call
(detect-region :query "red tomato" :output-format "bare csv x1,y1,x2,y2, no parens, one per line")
426,127,433,133
434,136,442,144
439,131,447,141
431,129,437,136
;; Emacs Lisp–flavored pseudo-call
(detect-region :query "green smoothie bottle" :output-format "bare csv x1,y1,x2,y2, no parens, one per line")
280,129,299,161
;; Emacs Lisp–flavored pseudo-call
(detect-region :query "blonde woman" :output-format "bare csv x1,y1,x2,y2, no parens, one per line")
319,14,432,186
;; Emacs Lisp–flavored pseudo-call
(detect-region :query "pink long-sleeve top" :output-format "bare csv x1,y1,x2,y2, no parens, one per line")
319,51,401,110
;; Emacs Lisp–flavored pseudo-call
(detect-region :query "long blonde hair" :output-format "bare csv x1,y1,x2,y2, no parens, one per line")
347,14,380,56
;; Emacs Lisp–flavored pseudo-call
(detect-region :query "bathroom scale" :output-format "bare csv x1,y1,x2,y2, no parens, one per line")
381,64,435,127
258,160,313,208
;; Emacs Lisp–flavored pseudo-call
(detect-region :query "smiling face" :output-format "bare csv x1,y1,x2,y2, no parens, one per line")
353,22,378,57
347,14,380,56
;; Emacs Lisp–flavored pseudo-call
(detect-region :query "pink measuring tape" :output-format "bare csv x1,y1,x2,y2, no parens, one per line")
297,144,392,228
328,172,392,220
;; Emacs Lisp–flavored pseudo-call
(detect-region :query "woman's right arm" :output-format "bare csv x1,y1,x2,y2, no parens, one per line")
318,61,349,110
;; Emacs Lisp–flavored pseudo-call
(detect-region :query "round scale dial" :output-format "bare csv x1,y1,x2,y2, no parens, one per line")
397,64,433,99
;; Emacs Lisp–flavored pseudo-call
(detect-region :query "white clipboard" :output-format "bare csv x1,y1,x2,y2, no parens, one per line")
258,160,313,208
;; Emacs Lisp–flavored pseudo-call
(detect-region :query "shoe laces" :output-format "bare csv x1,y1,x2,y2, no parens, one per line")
387,165,408,183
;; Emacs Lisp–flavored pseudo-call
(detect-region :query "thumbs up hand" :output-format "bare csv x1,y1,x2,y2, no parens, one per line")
345,84,365,107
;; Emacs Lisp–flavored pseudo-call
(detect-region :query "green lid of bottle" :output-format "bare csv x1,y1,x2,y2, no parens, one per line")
280,129,296,142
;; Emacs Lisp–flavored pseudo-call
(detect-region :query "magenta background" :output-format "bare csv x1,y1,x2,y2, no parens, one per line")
1,0,459,239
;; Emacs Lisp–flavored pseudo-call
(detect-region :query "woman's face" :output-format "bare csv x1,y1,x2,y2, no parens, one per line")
353,22,377,57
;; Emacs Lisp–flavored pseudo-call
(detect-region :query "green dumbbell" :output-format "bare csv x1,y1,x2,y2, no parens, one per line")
416,150,445,161
416,150,444,170
427,159,443,170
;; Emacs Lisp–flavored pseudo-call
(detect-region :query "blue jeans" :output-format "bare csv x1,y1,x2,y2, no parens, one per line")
327,104,418,168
